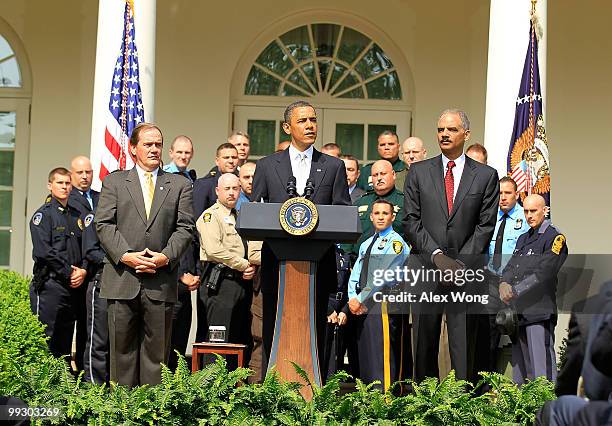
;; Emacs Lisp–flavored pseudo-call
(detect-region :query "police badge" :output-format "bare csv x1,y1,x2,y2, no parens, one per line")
279,197,318,236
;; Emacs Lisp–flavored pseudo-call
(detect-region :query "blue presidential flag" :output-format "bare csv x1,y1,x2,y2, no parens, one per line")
507,15,550,206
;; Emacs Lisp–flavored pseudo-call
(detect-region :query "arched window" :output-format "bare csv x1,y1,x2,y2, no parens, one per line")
0,24,31,272
244,24,402,100
0,35,21,88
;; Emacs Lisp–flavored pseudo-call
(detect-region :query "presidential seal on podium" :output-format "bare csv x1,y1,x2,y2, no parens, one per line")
279,197,318,236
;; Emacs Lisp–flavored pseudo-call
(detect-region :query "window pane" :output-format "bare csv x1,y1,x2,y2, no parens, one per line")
0,230,9,266
338,87,364,99
333,71,359,95
0,151,14,186
328,63,347,92
0,112,16,148
0,36,13,59
280,26,312,63
366,71,402,100
247,120,276,156
244,67,281,96
354,44,393,80
255,41,292,77
337,28,370,65
287,69,313,94
317,60,331,90
0,191,12,226
281,83,308,97
0,57,21,88
312,24,340,57
301,62,317,88
335,124,364,159
367,124,397,160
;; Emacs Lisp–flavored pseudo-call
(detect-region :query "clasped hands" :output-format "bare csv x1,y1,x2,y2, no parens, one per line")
433,252,464,286
69,265,87,288
121,248,169,274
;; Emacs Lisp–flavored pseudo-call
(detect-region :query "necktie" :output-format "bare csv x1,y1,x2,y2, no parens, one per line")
82,190,93,210
357,233,379,294
296,153,308,195
492,213,509,270
444,160,456,215
144,172,154,218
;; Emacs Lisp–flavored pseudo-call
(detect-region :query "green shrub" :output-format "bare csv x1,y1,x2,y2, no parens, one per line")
0,270,555,425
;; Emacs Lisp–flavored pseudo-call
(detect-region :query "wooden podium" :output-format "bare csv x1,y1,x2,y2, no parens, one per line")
237,202,360,399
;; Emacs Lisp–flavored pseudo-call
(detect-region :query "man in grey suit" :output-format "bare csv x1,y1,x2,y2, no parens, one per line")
402,109,498,381
341,155,366,203
95,123,194,387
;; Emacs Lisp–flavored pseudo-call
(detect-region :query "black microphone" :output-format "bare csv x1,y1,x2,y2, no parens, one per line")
287,176,297,198
304,179,315,199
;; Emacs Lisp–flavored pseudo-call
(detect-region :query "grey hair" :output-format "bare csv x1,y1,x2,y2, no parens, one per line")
439,109,470,131
228,131,250,142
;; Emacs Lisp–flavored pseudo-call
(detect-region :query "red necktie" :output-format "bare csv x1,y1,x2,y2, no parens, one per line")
445,160,455,215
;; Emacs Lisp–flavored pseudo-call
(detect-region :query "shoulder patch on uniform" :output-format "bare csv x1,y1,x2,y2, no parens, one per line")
84,213,94,228
393,205,400,213
551,234,565,255
45,194,52,203
392,240,403,254
32,212,43,226
77,218,84,230
202,213,212,223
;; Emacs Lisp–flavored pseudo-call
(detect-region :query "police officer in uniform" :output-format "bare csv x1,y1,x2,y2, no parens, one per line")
352,160,404,256
356,130,405,191
196,173,260,368
499,194,568,384
80,209,108,383
346,199,410,391
30,167,87,368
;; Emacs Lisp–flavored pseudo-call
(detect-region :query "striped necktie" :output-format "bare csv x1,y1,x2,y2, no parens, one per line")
144,172,154,218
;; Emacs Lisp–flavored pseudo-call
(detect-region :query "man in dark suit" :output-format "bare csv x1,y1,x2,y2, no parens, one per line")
341,155,366,203
95,123,194,387
250,100,351,373
402,109,499,381
68,156,99,214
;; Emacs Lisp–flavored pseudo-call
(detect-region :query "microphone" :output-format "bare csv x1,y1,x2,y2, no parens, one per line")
304,179,315,199
287,176,297,198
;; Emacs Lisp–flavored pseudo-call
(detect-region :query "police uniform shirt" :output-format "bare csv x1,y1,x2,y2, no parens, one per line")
163,162,193,182
348,226,410,302
81,211,105,272
30,197,83,280
357,157,405,191
352,188,404,254
196,201,249,272
487,204,529,274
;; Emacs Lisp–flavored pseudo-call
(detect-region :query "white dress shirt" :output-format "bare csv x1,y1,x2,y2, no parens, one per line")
288,144,313,195
441,152,466,200
135,164,159,202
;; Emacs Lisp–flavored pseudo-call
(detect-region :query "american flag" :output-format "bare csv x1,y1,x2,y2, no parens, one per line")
507,7,550,206
98,0,144,181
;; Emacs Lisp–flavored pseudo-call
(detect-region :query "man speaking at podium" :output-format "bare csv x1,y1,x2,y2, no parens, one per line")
251,100,351,372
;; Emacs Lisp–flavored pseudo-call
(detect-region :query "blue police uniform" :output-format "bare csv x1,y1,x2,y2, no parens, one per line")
80,211,109,384
501,219,568,384
487,205,529,274
347,226,410,391
235,191,250,212
30,196,86,367
163,162,195,182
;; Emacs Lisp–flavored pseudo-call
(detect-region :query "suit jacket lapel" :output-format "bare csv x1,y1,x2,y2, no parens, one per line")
147,169,171,227
309,149,328,199
125,167,147,225
429,155,448,219
449,158,476,222
274,148,293,193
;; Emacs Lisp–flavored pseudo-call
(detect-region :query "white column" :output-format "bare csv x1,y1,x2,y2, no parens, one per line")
89,0,156,191
483,0,546,179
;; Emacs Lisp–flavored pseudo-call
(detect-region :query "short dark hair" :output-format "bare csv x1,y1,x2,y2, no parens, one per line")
283,100,315,123
340,154,359,169
216,142,238,157
500,176,518,191
130,122,163,147
378,130,399,143
48,167,71,182
372,198,395,212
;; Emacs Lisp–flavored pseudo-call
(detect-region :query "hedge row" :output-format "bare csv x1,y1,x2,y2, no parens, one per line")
0,270,555,425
